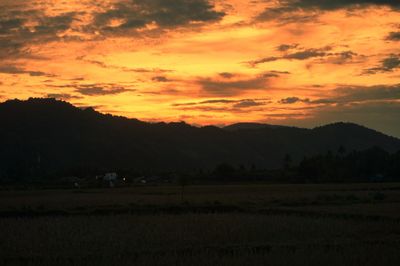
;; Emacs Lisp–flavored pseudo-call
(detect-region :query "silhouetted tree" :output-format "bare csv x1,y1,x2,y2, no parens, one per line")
338,145,346,157
283,154,292,170
178,175,188,203
214,163,236,179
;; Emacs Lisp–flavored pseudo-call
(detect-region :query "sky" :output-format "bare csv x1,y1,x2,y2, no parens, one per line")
1,0,400,136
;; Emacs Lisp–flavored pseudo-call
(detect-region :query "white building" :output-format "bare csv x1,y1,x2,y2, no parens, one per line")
103,172,118,187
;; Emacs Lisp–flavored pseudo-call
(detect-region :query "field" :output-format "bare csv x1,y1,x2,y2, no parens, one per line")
1,183,400,265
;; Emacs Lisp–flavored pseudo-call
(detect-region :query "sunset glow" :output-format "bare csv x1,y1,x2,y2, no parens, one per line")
1,0,400,136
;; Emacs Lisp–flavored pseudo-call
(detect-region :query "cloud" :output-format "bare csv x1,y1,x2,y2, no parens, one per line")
78,57,173,73
278,84,400,108
197,76,269,96
47,93,82,100
152,76,172,82
173,99,237,107
248,57,280,66
269,70,291,75
93,0,224,34
279,97,310,104
332,84,400,103
47,82,135,96
287,0,400,10
276,43,299,52
248,47,332,66
0,65,51,77
307,84,400,105
199,99,238,105
363,54,400,74
0,18,24,34
172,98,270,110
256,6,310,23
256,0,400,22
219,72,236,79
386,31,400,41
0,0,224,61
75,85,133,96
196,71,291,96
232,99,266,108
0,9,78,59
316,51,361,65
286,48,331,60
249,46,362,67
382,55,400,70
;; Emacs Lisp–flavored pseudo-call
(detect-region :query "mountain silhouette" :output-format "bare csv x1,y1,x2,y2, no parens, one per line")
1,98,400,181
223,123,287,131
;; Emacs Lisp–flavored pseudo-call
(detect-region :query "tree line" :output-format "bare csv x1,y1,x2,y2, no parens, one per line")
1,146,399,186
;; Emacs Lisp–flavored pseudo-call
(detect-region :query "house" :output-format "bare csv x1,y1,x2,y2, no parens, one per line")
98,172,118,187
369,173,384,182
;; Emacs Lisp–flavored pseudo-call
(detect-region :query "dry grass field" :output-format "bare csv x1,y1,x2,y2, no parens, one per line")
0,183,400,265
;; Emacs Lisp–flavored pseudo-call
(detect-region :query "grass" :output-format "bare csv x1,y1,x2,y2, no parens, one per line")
0,183,400,265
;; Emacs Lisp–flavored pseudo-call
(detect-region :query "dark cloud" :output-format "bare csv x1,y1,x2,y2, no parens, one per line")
200,99,237,104
279,97,310,104
256,6,306,23
311,98,337,104
141,88,181,95
47,82,135,96
363,54,400,74
276,44,299,52
386,31,400,41
278,84,400,107
0,9,78,59
219,72,236,79
248,47,333,66
0,0,223,61
78,57,173,73
257,0,400,22
304,84,400,105
172,99,236,107
333,84,400,103
287,0,400,10
152,76,171,82
75,85,133,96
34,12,76,36
232,99,266,108
47,93,83,100
262,72,279,78
93,0,224,34
0,18,24,34
382,55,400,70
0,65,51,77
197,76,269,96
175,105,237,113
173,98,269,110
286,48,329,60
317,51,362,65
269,70,291,75
248,57,280,67
196,71,291,96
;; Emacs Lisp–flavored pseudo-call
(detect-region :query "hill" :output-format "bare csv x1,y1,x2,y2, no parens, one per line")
1,98,400,181
223,123,287,131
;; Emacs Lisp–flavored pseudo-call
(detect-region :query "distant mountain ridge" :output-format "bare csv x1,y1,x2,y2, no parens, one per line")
223,123,289,131
1,98,400,180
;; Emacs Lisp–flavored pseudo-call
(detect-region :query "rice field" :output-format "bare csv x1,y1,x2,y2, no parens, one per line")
0,183,399,265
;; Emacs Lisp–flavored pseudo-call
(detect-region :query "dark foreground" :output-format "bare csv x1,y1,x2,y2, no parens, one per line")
1,183,400,266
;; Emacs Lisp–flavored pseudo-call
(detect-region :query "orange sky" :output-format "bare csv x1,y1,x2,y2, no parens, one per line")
1,0,400,136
